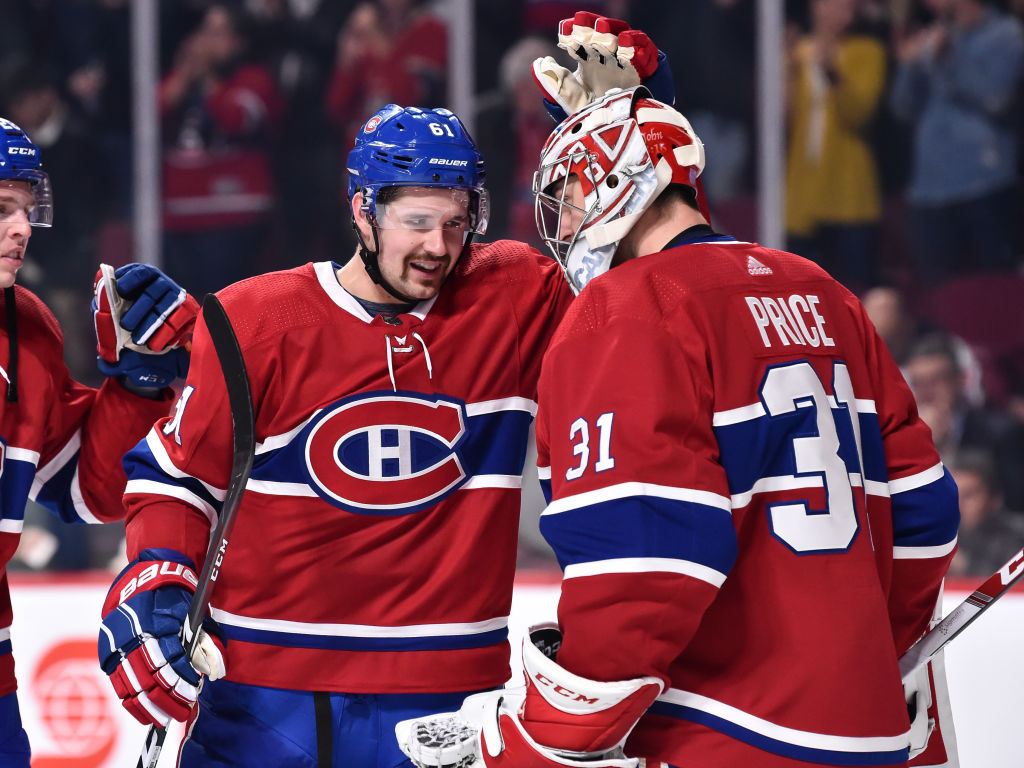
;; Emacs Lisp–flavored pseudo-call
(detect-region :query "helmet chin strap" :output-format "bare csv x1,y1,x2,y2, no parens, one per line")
351,216,477,306
351,218,420,304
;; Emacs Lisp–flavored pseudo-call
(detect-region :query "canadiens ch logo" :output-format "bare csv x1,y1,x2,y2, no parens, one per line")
303,392,469,515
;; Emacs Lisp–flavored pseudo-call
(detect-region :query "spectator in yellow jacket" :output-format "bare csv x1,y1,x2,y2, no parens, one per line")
785,0,886,292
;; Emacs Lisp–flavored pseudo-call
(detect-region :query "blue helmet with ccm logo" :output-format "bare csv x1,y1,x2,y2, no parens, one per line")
346,104,489,235
0,118,52,226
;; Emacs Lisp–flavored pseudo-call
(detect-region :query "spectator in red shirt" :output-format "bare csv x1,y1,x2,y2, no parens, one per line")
159,4,284,297
326,1,447,160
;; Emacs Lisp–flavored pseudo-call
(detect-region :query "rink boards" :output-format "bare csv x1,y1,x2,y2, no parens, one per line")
8,572,1023,766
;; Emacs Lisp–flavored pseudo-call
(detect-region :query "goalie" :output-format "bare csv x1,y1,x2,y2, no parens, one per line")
397,16,961,768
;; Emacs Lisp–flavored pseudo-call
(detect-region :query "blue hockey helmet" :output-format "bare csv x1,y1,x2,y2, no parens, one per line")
0,117,52,227
345,104,489,302
347,104,489,235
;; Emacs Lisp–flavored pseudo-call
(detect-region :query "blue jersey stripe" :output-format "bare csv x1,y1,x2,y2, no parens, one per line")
123,439,223,514
250,407,532,484
649,700,909,767
1,457,36,524
460,410,534,477
31,452,86,524
0,639,11,656
715,408,887,497
891,468,959,547
539,477,552,505
540,495,737,576
220,625,508,652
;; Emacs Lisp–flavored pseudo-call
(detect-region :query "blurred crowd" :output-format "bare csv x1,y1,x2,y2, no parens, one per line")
4,0,1024,578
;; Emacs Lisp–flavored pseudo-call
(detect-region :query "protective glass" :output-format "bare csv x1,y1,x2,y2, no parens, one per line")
0,173,53,228
375,188,480,235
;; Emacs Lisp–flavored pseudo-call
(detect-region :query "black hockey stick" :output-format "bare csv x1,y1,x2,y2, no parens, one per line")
899,545,1024,681
137,293,255,768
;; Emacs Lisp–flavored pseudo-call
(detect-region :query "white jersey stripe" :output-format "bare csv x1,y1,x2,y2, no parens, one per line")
31,429,80,487
889,463,946,495
246,479,318,497
713,397,878,427
564,557,727,587
863,479,890,498
465,397,538,417
246,475,523,496
70,467,102,524
894,538,957,560
731,475,823,510
712,403,766,427
147,430,227,501
125,479,217,526
0,520,24,534
6,447,40,465
730,473,891,511
256,413,318,455
462,474,521,490
658,688,909,752
209,608,508,639
543,482,732,517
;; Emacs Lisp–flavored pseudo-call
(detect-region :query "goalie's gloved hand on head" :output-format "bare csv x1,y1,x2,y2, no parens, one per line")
92,263,199,389
533,11,675,122
395,624,662,768
98,548,227,728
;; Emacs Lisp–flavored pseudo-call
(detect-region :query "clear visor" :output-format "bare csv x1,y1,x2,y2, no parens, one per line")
0,173,53,228
375,187,485,235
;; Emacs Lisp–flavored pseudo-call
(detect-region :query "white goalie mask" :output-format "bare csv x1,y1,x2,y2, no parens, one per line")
533,87,706,294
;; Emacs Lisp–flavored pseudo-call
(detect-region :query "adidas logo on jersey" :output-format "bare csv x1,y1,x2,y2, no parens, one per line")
747,256,773,276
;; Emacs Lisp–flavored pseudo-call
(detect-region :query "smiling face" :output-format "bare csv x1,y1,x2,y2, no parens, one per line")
0,180,35,289
354,186,470,302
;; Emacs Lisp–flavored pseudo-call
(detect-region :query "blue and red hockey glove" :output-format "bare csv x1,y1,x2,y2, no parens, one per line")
92,263,199,389
98,548,226,727
533,11,675,122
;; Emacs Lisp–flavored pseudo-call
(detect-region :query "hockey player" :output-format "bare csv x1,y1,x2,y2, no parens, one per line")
397,88,961,768
95,103,573,767
95,15,676,767
0,118,197,765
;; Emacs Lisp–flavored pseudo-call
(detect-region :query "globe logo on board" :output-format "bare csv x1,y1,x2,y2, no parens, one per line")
32,639,116,762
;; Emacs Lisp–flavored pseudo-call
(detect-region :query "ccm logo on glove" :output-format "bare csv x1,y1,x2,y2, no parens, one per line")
533,674,600,704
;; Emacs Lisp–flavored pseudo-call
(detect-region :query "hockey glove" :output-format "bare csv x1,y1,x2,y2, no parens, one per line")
904,661,934,760
533,11,674,122
98,548,226,727
93,263,199,388
396,624,663,768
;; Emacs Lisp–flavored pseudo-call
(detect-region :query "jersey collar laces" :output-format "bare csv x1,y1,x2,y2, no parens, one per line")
384,331,434,391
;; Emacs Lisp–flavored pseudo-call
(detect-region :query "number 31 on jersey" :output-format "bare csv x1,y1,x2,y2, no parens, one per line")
566,412,616,480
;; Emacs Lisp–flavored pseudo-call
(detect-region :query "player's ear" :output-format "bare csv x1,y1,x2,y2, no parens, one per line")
351,191,372,239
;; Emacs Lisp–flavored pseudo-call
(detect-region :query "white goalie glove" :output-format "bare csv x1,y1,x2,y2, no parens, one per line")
532,11,663,117
396,706,478,768
904,661,934,760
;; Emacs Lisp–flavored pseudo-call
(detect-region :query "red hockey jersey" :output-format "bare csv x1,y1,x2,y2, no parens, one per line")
123,244,573,693
0,286,171,698
534,233,958,767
